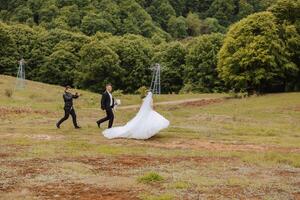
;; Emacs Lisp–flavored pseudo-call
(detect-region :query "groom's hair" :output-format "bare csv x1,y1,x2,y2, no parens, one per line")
106,83,112,87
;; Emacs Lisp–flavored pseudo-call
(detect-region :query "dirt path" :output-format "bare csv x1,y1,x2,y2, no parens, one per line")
118,97,222,110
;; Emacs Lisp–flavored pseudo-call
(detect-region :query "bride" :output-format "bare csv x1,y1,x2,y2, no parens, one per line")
103,92,169,139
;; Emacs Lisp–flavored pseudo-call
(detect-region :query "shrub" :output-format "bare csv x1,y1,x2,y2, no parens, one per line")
112,89,123,98
138,172,164,184
4,88,13,98
136,86,148,99
179,83,193,94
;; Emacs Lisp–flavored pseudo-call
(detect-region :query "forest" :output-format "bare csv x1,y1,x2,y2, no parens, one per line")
0,0,299,93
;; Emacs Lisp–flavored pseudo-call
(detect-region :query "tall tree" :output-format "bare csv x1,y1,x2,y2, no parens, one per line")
0,23,18,75
153,41,187,93
186,33,225,92
167,16,188,39
76,41,121,92
218,12,297,93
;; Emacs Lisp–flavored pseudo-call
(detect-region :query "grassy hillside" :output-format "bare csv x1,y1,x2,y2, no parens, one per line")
0,75,300,199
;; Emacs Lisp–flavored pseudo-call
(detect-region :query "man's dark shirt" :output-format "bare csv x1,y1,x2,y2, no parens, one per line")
63,92,79,109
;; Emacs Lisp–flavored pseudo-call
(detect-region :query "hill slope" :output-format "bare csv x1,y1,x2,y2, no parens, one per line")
1,75,300,199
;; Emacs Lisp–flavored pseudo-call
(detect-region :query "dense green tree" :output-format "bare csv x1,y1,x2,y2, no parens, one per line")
6,24,40,78
39,4,59,23
268,0,300,91
153,42,186,93
218,12,297,93
146,0,176,30
169,0,186,16
14,6,33,23
186,33,225,92
76,41,121,92
0,0,279,38
101,34,154,93
201,18,226,34
207,0,236,26
0,23,18,75
268,0,300,24
81,13,115,35
186,12,202,36
167,16,188,39
38,49,78,86
237,0,254,20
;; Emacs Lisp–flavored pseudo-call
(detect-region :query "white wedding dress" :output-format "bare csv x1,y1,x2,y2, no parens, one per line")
103,92,170,139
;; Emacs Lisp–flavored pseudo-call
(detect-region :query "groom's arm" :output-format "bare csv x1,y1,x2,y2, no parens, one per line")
101,93,105,110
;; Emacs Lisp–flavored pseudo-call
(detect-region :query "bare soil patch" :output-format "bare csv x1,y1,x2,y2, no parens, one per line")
181,98,223,107
133,139,300,153
30,182,139,200
0,107,51,117
2,158,50,177
66,155,236,176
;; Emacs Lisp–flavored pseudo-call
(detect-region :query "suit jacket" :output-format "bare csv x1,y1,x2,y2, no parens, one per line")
63,92,79,109
101,91,114,110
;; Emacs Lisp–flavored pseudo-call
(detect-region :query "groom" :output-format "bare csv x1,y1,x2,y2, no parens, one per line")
97,83,115,129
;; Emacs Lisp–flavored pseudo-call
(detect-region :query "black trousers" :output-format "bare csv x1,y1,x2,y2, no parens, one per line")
97,108,114,128
57,107,78,127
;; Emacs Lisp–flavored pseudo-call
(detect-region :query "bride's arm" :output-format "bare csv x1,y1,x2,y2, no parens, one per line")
151,98,154,109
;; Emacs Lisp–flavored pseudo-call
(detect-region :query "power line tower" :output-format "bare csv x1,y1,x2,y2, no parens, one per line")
15,58,26,90
150,63,161,95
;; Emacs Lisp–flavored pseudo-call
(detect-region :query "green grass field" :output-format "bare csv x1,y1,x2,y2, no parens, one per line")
0,75,300,200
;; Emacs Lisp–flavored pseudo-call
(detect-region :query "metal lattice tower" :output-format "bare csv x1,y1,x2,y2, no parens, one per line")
150,63,161,95
15,59,26,90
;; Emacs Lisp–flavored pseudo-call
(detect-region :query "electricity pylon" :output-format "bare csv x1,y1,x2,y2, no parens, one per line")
15,59,26,90
150,63,161,95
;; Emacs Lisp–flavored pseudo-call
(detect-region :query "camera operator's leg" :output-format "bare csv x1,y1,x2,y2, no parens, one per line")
70,108,80,129
56,108,70,128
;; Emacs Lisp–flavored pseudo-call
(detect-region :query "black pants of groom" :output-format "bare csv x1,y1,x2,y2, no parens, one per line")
97,91,115,128
97,108,114,128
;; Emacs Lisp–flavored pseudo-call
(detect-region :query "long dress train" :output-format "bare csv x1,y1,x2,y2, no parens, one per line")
103,92,169,139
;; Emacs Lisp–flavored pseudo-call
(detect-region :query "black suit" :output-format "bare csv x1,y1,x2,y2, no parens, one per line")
97,91,114,128
57,92,79,128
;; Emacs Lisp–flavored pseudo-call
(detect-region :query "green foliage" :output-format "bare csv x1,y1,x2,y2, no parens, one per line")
0,0,277,38
167,16,188,39
218,11,298,93
202,18,226,34
186,12,202,36
112,89,123,98
38,49,78,86
186,33,225,92
138,172,164,183
237,0,254,20
0,23,18,75
4,88,13,98
153,42,186,93
136,86,148,98
103,35,154,93
76,41,121,92
0,0,298,94
268,0,300,23
268,0,300,90
207,0,236,26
